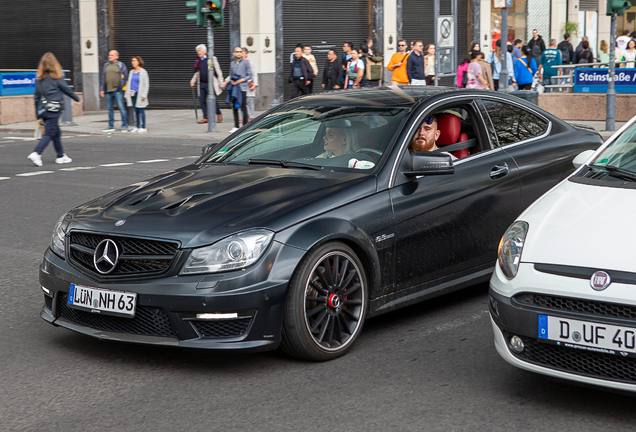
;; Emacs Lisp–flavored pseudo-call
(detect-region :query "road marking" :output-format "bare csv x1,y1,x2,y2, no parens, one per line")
137,159,170,163
100,163,134,167
58,167,95,171
1,141,14,143
74,134,91,137
16,171,55,177
4,137,36,141
175,156,198,159
0,177,10,180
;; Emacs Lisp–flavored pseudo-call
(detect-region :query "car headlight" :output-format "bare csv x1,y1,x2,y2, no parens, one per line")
51,213,72,258
498,221,529,280
180,229,274,275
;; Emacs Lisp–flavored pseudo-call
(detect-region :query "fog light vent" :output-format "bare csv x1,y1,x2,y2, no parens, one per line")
489,295,499,316
509,335,525,353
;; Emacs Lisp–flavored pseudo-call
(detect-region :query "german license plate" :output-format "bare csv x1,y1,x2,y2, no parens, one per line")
68,284,137,317
538,314,636,356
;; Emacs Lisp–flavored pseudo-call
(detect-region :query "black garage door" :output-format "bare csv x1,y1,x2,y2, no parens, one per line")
402,0,467,86
282,0,369,101
0,0,75,87
112,1,230,109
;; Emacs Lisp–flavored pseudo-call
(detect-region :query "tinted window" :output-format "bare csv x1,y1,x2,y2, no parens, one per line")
481,100,549,147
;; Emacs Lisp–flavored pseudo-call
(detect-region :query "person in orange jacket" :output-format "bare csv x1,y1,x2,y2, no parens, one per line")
388,39,410,85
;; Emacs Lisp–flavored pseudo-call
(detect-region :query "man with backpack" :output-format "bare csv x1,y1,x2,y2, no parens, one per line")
359,45,383,87
388,39,410,85
557,33,574,90
528,29,546,67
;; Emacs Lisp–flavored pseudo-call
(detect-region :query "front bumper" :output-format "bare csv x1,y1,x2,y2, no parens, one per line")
40,241,305,352
490,262,636,392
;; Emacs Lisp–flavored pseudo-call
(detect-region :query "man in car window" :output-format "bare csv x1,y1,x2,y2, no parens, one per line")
410,115,457,160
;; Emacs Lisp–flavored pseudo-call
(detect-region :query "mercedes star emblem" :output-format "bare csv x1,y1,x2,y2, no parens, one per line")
93,239,120,274
115,219,126,226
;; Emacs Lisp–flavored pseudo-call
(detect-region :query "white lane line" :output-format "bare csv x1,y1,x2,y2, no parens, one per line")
175,156,198,159
0,177,10,180
74,134,91,137
16,171,55,177
58,167,95,171
100,163,134,167
1,141,15,143
137,159,170,164
4,137,36,141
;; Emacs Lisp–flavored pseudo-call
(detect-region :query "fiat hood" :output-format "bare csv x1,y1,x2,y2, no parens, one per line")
67,164,376,248
519,179,636,272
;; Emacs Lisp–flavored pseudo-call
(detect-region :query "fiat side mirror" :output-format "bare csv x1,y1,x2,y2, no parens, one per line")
572,149,596,169
404,152,454,177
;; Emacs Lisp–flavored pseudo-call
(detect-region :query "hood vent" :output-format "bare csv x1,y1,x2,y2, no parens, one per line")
160,193,211,211
128,189,163,207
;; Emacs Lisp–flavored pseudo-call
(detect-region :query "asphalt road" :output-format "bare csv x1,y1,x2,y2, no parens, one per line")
1,132,635,432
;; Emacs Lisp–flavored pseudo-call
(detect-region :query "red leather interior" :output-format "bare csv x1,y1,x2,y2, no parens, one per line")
435,113,470,159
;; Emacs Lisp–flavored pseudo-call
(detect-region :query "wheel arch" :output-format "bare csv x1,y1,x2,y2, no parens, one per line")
275,217,382,297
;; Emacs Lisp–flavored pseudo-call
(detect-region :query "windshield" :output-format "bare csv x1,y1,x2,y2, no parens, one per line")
204,106,408,172
592,123,636,173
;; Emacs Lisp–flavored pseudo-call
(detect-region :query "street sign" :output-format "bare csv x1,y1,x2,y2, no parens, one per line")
437,16,454,48
494,0,513,8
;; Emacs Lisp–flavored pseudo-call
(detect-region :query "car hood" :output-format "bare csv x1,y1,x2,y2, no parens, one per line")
67,164,376,248
520,179,636,272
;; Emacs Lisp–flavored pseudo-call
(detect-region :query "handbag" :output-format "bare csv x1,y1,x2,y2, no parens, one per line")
41,98,61,112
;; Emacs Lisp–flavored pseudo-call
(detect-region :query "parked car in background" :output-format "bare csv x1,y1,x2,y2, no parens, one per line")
39,87,602,361
490,116,636,392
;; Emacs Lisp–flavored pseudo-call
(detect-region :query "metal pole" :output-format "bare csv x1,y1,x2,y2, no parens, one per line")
207,19,217,132
434,0,438,86
606,13,617,132
500,5,509,92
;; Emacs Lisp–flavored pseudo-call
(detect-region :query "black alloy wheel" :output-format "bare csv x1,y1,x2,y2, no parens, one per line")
281,242,368,361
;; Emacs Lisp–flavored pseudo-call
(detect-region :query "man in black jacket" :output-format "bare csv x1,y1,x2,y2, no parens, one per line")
322,50,343,91
528,29,546,66
289,46,314,98
557,33,574,65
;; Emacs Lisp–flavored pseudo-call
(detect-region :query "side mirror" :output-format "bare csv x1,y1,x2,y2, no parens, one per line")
572,149,596,169
201,143,219,156
404,152,454,177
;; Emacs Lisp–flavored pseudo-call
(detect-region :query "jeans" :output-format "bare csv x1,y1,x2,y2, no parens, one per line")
199,82,209,119
132,94,146,129
233,91,249,128
106,90,127,129
543,77,558,93
246,96,255,120
34,111,63,157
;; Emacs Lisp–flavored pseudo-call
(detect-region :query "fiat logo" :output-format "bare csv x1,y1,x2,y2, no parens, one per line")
591,271,611,291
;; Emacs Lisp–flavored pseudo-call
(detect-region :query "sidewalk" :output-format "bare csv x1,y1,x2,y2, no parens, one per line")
0,109,261,142
567,120,626,141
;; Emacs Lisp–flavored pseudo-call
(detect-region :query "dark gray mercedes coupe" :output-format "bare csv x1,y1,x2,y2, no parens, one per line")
40,87,602,360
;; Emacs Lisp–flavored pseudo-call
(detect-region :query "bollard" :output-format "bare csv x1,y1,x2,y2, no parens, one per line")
60,94,77,126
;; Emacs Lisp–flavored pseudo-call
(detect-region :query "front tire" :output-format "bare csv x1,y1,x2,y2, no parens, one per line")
281,242,368,361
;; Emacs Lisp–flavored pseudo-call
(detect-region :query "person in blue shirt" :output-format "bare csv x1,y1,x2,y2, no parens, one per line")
514,46,538,90
538,39,562,93
512,39,523,63
486,39,516,91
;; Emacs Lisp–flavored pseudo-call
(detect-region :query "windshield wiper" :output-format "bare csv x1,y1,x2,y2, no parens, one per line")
591,164,636,182
246,159,323,171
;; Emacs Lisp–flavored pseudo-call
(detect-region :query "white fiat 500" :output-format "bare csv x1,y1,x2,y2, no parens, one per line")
490,117,636,392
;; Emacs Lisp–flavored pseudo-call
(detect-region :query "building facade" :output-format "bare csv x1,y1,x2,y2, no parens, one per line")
0,0,619,113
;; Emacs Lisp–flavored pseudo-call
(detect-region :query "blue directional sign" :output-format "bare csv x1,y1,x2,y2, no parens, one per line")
573,68,636,93
0,72,37,96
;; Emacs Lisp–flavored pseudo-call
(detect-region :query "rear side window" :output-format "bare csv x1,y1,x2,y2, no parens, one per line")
480,99,549,147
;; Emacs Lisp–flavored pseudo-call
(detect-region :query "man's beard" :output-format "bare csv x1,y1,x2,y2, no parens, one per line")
412,137,435,152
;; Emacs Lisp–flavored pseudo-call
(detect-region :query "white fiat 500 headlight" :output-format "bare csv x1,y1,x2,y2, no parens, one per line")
181,229,274,275
51,213,72,258
498,221,529,280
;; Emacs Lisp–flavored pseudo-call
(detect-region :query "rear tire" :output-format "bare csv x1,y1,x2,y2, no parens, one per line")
281,242,368,361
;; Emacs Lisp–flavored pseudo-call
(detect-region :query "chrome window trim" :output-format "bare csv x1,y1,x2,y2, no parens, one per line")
389,94,553,188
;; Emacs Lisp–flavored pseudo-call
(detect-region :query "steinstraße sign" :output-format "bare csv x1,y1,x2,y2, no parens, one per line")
574,68,636,93
0,72,37,96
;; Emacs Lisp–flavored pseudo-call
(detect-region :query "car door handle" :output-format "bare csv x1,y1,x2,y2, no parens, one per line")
490,162,509,179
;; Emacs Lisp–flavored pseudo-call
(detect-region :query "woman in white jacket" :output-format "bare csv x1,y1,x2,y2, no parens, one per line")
124,56,149,132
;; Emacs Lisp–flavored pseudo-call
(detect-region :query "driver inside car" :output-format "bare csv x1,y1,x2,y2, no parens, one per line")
317,123,359,159
410,114,458,161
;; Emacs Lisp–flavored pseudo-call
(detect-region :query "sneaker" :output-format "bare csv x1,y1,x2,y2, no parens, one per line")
55,154,72,164
28,152,43,167
229,127,239,134
129,127,138,133
121,128,128,133
137,128,147,133
102,128,115,133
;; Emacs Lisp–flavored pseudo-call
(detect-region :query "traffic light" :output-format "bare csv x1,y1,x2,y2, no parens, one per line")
203,0,225,27
607,0,632,15
186,0,205,27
